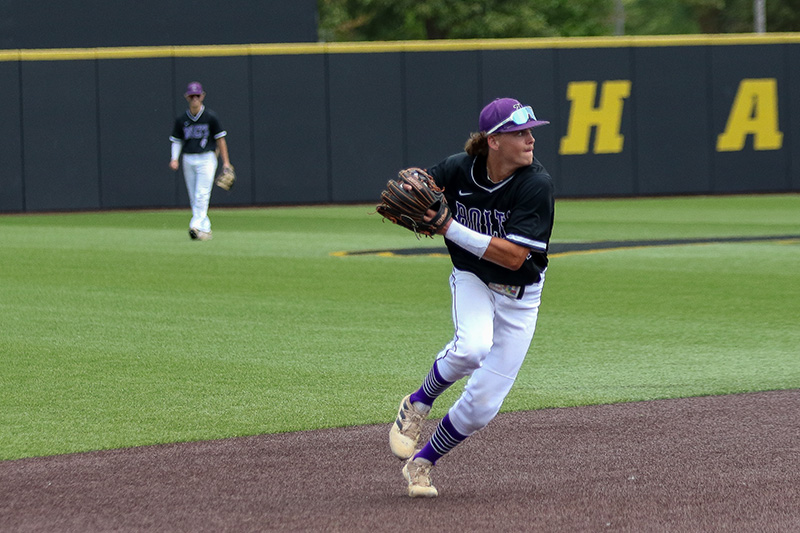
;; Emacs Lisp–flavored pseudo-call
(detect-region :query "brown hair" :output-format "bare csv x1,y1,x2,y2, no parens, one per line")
464,131,489,157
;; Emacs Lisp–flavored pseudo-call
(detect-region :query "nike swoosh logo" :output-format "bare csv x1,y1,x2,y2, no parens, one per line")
458,190,473,196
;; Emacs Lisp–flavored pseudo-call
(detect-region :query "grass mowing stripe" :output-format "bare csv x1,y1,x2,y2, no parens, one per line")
1,195,798,460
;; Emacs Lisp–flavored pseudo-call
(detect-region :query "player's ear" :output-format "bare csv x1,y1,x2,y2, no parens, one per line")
487,133,501,151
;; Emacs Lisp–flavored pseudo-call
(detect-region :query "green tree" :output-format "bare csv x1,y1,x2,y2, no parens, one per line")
318,0,615,41
624,0,800,35
763,0,800,31
319,0,800,41
623,0,701,34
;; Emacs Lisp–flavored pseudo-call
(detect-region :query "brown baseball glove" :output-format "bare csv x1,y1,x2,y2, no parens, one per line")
215,165,236,191
376,167,452,238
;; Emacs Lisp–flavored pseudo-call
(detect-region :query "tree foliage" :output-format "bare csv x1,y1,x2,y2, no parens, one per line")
625,0,800,34
318,0,800,41
318,0,615,41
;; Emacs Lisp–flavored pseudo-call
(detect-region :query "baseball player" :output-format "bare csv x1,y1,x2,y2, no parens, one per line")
389,98,555,497
169,81,232,241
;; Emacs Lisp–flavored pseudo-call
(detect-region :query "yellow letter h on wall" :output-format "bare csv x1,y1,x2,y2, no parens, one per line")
560,80,631,155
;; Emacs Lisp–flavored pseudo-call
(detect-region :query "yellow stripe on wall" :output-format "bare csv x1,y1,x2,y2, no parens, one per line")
3,32,800,61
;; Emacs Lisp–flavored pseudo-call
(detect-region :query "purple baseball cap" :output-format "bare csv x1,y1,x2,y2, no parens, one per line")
479,98,549,134
184,82,204,96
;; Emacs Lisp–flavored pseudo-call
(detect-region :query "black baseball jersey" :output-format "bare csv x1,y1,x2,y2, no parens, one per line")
170,106,226,154
428,153,555,286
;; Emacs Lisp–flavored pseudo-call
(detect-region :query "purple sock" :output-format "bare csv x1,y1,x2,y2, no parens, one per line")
409,360,454,407
414,413,468,465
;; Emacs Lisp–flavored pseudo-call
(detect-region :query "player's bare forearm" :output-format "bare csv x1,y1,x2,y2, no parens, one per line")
481,238,529,270
217,138,231,167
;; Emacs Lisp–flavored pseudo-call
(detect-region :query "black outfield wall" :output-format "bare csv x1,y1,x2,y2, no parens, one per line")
1,35,799,213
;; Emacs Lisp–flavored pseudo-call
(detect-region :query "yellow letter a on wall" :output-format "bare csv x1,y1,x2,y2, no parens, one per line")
717,79,783,152
560,80,631,155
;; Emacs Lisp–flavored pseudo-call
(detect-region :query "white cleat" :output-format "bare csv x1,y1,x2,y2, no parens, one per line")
389,394,428,460
403,457,438,498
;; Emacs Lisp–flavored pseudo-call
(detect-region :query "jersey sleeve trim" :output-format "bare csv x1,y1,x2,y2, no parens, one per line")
214,131,228,139
507,233,548,251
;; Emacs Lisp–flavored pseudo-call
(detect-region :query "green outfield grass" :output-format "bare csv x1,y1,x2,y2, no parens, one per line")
1,194,799,460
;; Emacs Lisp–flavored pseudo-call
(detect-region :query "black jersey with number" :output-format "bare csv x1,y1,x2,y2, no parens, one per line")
428,153,554,286
169,106,226,154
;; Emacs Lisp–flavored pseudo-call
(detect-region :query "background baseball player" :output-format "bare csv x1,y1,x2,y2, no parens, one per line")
388,97,555,497
169,81,232,241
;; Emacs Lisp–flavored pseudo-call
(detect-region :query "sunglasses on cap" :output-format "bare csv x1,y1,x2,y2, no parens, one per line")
486,106,538,134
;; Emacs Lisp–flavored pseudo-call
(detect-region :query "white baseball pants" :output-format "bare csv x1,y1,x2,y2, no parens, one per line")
182,151,218,233
436,267,545,436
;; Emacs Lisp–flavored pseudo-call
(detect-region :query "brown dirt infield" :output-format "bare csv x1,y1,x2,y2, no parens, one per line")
1,389,798,532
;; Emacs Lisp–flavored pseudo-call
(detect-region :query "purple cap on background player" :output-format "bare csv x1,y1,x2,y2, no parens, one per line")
185,82,204,96
479,98,549,134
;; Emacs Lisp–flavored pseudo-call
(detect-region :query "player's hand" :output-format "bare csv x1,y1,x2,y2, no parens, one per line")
401,181,451,234
423,208,452,235
169,160,179,171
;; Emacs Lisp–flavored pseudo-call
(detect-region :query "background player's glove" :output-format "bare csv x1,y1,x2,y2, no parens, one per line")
215,165,236,191
376,167,452,238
